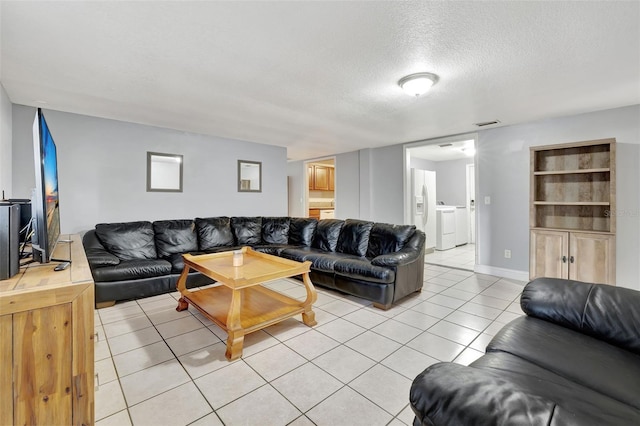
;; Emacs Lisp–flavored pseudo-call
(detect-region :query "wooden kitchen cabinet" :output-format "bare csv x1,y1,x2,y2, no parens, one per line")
308,165,314,190
529,139,616,284
308,165,335,191
0,234,94,426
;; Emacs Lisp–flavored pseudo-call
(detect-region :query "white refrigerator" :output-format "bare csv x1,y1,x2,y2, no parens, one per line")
411,168,437,250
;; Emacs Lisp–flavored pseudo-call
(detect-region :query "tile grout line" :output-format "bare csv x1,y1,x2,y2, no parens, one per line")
95,267,525,426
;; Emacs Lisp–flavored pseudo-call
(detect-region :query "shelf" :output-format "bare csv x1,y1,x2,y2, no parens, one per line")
534,201,610,206
534,168,610,175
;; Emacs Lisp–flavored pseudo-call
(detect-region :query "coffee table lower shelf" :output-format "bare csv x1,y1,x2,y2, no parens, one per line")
177,284,316,360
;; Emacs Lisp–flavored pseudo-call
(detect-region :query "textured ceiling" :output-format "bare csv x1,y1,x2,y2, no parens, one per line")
1,1,639,161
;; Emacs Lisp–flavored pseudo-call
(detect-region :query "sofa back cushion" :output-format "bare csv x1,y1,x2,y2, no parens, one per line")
231,217,263,245
336,219,374,257
195,217,234,250
312,219,344,252
521,278,640,355
153,219,198,257
366,223,417,258
289,218,317,246
262,217,290,244
95,221,157,260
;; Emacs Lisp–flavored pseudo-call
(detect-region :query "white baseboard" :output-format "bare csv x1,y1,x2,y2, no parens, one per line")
474,264,530,283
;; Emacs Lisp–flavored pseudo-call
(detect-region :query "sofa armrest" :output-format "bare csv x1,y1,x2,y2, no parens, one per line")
521,278,640,355
85,248,120,267
410,363,557,426
371,250,419,267
83,230,120,268
371,230,425,267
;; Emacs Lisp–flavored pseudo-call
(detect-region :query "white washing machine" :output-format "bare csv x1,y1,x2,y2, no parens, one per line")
436,206,456,250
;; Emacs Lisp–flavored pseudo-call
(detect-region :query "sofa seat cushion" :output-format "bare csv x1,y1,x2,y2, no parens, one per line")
473,352,640,424
164,253,188,273
195,217,234,250
303,251,362,273
153,219,198,257
280,247,312,262
92,259,172,282
366,223,416,258
231,217,262,245
411,356,640,426
95,221,157,260
333,259,395,284
261,217,290,244
312,219,344,252
336,219,374,257
487,316,640,410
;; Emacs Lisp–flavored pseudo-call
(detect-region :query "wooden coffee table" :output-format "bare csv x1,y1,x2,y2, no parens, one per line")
175,247,317,360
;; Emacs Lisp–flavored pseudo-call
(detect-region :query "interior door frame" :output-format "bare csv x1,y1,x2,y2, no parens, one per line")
402,133,479,270
304,156,337,216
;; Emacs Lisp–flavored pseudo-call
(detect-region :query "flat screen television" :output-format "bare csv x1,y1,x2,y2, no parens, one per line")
31,108,61,263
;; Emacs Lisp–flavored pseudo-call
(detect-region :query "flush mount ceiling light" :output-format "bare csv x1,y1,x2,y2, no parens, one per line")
398,72,439,97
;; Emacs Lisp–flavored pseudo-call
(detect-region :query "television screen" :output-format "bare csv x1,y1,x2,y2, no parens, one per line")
32,108,61,263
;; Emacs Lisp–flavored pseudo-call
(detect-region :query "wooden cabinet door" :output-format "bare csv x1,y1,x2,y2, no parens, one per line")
530,230,569,280
308,166,314,190
314,166,329,190
0,315,12,426
569,232,615,284
328,167,334,191
14,304,73,425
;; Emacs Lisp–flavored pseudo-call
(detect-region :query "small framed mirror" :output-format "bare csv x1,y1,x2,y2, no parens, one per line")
238,160,262,192
147,152,183,192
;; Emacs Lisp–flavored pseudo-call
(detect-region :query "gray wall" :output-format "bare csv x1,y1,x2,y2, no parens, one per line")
335,150,360,220
0,84,11,198
287,104,639,290
12,105,288,233
287,161,305,217
434,157,474,206
476,105,640,289
409,157,435,171
370,144,404,224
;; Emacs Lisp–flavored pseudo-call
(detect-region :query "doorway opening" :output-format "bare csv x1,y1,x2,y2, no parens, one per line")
305,157,336,220
403,135,478,271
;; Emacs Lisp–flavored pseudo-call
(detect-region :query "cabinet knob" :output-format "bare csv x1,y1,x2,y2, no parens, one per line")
562,256,567,263
569,256,575,263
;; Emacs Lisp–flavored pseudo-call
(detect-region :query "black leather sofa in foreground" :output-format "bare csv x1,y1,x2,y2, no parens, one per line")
83,216,425,309
410,277,640,426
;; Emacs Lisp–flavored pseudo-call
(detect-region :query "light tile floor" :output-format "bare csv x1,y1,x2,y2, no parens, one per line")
424,243,475,270
94,263,525,426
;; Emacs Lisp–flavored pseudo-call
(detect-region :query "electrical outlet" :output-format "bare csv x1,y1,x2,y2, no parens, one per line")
504,249,511,259
484,196,491,205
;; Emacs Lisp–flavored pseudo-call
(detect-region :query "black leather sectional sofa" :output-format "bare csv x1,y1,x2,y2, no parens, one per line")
83,216,425,309
410,278,640,425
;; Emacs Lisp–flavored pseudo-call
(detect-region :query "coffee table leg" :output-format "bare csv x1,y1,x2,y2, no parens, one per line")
225,288,244,360
176,298,189,312
301,273,318,327
176,266,191,312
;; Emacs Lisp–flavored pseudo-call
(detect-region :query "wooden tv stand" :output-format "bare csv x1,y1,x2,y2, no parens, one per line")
0,234,94,425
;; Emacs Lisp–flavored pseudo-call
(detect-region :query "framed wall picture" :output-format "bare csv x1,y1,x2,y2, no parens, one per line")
238,160,261,192
147,152,183,192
